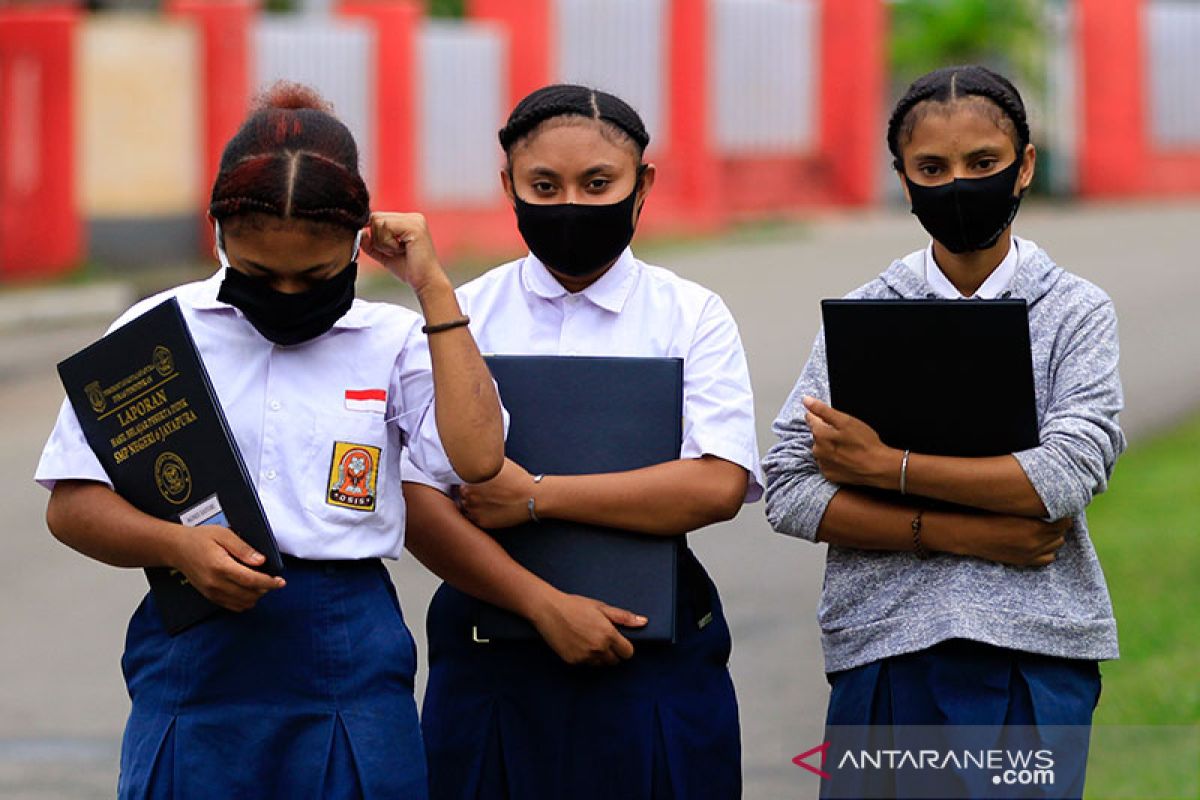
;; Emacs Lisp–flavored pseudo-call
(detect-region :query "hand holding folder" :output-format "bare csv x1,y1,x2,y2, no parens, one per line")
819,299,1039,511
473,355,685,643
57,299,283,633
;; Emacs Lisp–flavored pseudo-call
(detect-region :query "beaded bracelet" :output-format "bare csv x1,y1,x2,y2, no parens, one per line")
912,509,930,560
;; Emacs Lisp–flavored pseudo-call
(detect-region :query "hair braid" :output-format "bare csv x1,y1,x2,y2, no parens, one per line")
498,83,650,159
887,65,1030,172
209,81,370,232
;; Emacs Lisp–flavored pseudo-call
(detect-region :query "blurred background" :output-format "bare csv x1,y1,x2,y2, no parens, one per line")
7,0,1195,277
1,0,1198,798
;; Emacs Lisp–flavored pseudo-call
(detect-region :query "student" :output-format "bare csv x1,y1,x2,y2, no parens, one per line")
401,84,762,799
763,65,1125,798
34,83,504,799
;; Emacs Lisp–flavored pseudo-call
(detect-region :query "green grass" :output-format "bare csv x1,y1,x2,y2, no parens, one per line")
1084,414,1200,798
1091,414,1200,724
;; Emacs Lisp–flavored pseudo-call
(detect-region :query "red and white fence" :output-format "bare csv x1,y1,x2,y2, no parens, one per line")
0,0,886,274
0,6,79,280
9,0,1200,278
1077,0,1200,197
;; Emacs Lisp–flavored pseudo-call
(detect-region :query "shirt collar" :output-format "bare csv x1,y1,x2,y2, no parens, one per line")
519,248,638,313
190,269,228,311
190,267,371,329
921,236,1021,300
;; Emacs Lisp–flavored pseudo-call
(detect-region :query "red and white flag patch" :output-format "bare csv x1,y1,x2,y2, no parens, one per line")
345,388,387,414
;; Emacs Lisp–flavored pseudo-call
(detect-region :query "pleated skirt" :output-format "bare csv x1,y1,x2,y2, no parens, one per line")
822,638,1102,800
421,548,742,800
117,556,427,800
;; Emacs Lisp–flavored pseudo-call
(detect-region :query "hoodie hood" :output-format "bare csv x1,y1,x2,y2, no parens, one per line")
876,236,1065,306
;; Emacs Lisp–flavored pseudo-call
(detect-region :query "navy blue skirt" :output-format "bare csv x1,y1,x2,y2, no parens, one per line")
421,548,741,800
822,639,1101,800
118,557,427,800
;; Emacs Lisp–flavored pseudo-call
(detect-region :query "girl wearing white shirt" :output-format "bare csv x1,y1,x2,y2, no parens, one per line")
403,84,762,799
35,83,504,799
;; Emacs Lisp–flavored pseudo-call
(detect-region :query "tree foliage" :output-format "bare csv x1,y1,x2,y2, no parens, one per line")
889,0,1047,91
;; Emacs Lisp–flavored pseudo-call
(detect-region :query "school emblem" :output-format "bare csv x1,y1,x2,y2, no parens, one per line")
154,451,192,505
85,381,106,414
153,345,174,377
327,441,381,512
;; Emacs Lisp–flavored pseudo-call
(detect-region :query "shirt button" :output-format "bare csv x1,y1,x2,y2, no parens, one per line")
269,400,281,411
265,469,277,480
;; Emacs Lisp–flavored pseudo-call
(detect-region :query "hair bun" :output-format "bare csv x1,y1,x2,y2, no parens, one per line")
211,80,368,231
253,81,334,114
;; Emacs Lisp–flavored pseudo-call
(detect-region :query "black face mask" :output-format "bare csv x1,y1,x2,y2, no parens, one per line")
904,157,1024,254
512,172,644,278
215,228,359,346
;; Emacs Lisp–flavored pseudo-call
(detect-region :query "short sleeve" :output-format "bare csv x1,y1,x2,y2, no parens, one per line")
35,398,113,491
681,295,763,502
34,298,170,492
388,309,508,487
399,450,453,496
388,321,461,486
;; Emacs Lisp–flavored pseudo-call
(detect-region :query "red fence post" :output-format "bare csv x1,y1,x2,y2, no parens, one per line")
468,0,554,113
665,0,719,227
166,0,254,252
1076,0,1146,197
0,5,81,280
817,0,884,206
340,0,420,212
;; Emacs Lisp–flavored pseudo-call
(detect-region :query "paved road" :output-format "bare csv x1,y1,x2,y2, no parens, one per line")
2,200,1197,799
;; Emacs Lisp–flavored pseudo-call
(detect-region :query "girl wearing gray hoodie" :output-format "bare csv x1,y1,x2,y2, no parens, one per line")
764,66,1124,799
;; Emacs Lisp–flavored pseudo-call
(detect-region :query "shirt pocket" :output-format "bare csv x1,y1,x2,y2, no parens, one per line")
304,409,392,525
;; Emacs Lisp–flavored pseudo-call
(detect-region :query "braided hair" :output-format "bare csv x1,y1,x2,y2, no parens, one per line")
210,81,370,232
498,84,650,167
887,65,1030,172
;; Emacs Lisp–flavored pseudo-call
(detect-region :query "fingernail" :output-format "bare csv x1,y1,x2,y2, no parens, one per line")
250,552,264,563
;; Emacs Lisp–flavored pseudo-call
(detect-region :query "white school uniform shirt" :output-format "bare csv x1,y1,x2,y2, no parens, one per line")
35,268,463,560
903,236,1027,299
403,248,764,501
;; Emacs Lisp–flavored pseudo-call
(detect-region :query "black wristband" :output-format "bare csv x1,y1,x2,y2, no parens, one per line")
421,315,470,335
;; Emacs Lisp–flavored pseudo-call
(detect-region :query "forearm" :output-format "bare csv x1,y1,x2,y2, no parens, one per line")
817,486,1068,567
535,456,748,536
46,479,181,569
403,482,555,619
816,487,962,554
414,278,504,484
800,395,1048,518
899,452,1047,517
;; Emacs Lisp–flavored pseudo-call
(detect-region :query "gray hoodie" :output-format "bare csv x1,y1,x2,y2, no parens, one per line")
763,239,1126,673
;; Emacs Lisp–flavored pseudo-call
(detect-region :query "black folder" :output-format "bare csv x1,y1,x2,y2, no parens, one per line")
474,355,685,643
821,299,1039,459
57,298,282,634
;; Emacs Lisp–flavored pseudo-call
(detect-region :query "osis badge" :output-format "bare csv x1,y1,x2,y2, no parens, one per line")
327,441,381,512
